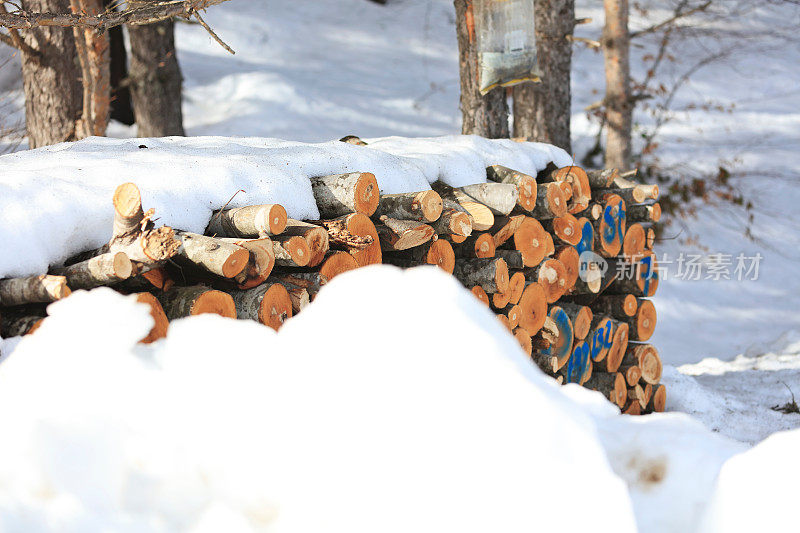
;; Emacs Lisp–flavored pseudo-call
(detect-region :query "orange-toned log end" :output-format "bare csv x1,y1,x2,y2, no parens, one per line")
605,323,630,372
622,294,638,317
518,282,547,335
516,175,537,212
514,218,549,267
543,232,555,257
620,365,642,387
649,384,667,413
258,283,293,331
552,214,581,246
355,172,380,216
320,252,359,281
559,181,573,202
474,233,496,258
646,228,657,250
623,223,646,258
221,247,251,279
471,286,491,307
545,182,568,217
135,292,169,344
497,314,512,332
507,305,522,329
508,272,526,305
284,235,312,267
142,268,174,291
623,400,642,415
572,306,593,340
634,344,663,384
492,290,511,309
419,190,444,222
514,327,533,355
346,213,382,266
191,290,237,319
609,373,628,408
304,227,330,268
551,166,591,214
267,204,288,235
495,258,510,294
113,182,142,217
449,211,473,238
537,258,568,304
635,299,657,341
651,203,662,223
450,233,468,244
236,239,275,290
555,246,579,293
425,239,456,273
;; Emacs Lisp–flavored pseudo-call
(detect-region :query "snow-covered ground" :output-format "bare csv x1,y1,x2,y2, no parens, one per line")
0,0,799,529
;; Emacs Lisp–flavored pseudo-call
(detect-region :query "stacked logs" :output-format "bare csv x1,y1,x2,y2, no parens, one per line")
0,163,664,414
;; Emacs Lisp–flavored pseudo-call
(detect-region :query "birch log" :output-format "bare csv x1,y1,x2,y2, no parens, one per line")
372,191,443,222
310,172,379,217
0,275,71,306
206,204,288,238
52,252,133,289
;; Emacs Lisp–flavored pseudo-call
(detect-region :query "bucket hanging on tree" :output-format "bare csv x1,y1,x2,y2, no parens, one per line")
473,0,539,94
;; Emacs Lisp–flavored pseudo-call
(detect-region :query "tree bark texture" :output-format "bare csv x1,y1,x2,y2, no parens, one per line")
19,0,83,148
454,0,509,138
603,0,632,170
512,0,574,152
128,4,185,137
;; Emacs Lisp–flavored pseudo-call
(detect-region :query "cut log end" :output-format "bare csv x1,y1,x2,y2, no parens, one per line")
267,204,288,235
320,252,360,281
648,384,667,413
222,247,251,278
605,323,630,372
113,182,143,219
192,290,237,318
354,172,380,216
514,327,533,355
418,190,444,222
514,217,548,267
258,283,293,331
508,272,526,305
518,282,547,335
635,299,657,341
472,233,496,258
343,213,382,266
623,223,646,258
471,286,490,307
631,344,663,384
134,292,169,344
426,239,456,273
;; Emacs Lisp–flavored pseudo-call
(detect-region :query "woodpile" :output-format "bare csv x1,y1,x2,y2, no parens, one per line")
0,163,664,414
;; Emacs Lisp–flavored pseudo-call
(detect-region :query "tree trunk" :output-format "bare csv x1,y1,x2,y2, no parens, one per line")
103,0,135,125
454,0,509,138
70,0,110,137
603,0,632,170
128,5,185,137
19,0,83,148
512,0,574,152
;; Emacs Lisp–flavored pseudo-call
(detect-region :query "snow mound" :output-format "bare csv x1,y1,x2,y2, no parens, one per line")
0,135,571,278
700,429,800,532
0,266,637,532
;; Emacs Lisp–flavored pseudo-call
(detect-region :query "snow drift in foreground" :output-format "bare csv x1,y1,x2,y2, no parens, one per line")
0,266,791,532
0,135,570,278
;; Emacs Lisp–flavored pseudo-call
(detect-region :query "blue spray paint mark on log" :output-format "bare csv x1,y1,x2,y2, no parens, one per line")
576,221,594,256
590,321,613,361
566,341,590,384
542,307,574,366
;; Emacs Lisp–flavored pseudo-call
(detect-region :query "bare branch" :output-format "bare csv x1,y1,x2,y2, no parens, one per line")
192,8,233,54
0,0,232,32
630,1,713,39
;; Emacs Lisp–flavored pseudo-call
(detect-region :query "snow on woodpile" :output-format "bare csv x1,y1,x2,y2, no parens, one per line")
0,135,571,278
